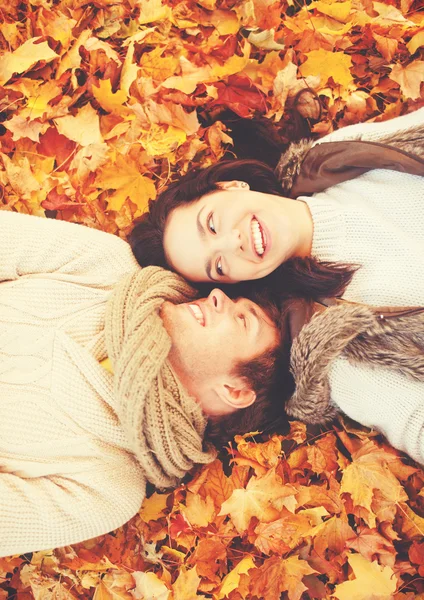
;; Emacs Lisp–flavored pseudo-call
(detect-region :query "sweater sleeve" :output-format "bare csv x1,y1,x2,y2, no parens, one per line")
316,107,424,145
329,358,424,466
0,210,139,285
0,458,146,558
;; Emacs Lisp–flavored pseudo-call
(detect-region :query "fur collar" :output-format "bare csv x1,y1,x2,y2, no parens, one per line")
285,303,424,425
275,123,424,197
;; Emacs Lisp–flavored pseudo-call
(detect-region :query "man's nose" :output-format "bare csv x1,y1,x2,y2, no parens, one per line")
208,288,230,312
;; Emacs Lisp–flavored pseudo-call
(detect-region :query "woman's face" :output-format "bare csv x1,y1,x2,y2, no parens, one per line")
163,181,305,283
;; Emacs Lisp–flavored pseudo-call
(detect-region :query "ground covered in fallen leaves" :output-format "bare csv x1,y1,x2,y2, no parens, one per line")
1,0,424,597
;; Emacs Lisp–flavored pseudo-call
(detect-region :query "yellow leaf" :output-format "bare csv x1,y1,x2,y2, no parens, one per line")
0,37,58,85
209,10,240,35
390,61,424,99
139,492,169,522
95,154,156,213
142,124,186,157
138,0,172,25
1,154,40,200
300,48,353,88
310,0,352,22
398,503,424,539
92,79,128,114
332,553,397,600
217,556,256,600
182,492,215,527
172,567,203,600
4,115,47,142
407,30,424,54
55,104,103,146
56,29,91,79
132,572,170,600
120,41,139,95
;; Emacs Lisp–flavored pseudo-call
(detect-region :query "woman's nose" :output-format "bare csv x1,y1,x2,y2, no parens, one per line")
208,288,230,312
220,229,242,253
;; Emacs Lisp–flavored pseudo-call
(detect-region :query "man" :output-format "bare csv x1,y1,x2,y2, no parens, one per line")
0,210,281,558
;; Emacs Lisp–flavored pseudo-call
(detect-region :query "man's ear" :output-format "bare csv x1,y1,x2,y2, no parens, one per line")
216,180,250,191
215,379,256,410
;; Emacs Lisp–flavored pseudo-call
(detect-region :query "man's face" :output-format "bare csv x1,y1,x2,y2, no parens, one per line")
160,289,279,415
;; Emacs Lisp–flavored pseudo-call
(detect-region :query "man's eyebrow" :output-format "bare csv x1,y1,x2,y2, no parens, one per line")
197,206,206,240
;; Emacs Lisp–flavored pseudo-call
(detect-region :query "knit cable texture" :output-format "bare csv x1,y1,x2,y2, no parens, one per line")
105,266,216,489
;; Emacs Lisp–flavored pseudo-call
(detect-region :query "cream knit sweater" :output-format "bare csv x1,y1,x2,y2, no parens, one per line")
300,108,424,464
0,210,146,558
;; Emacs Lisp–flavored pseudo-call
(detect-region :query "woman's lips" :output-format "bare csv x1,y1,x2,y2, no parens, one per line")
251,216,270,259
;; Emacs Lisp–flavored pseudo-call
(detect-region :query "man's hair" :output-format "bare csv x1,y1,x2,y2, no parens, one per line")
204,297,294,448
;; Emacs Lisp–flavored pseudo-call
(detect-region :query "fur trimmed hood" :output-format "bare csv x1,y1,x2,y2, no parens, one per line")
285,302,424,425
275,121,424,197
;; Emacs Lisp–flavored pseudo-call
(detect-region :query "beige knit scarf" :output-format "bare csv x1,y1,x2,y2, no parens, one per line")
105,266,216,489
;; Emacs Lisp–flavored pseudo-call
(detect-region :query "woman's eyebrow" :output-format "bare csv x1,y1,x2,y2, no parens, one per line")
197,207,206,240
205,259,218,282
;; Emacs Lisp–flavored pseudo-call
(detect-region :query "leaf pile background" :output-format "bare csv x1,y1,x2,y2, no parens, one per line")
1,0,424,597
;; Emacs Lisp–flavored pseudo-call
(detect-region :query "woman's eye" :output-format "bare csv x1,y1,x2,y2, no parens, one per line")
207,213,216,234
216,258,224,277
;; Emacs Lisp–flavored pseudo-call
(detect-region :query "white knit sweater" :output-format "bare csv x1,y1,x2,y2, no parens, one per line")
0,211,146,558
300,108,424,464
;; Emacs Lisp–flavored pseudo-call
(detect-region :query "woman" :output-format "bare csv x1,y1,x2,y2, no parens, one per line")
130,108,424,464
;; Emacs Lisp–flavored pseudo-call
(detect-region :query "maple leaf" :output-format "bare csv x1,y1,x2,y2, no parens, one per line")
346,527,395,563
407,31,424,55
340,441,407,523
332,553,397,600
219,468,296,533
0,37,58,85
254,508,313,555
95,154,156,214
55,104,104,147
300,48,353,89
181,491,215,528
250,555,317,600
132,571,170,600
188,539,226,580
4,115,47,142
389,61,424,100
172,567,205,600
139,492,170,523
92,79,129,114
216,556,256,600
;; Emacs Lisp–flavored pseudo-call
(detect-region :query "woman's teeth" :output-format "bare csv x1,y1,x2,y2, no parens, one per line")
251,217,266,256
190,304,205,326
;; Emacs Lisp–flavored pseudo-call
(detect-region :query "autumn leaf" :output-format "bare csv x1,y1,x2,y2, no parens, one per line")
132,572,170,600
92,79,129,114
340,441,407,523
55,104,104,147
219,468,296,533
332,553,397,599
389,61,424,100
300,49,353,89
216,556,256,600
250,555,317,600
0,37,58,84
95,154,156,214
